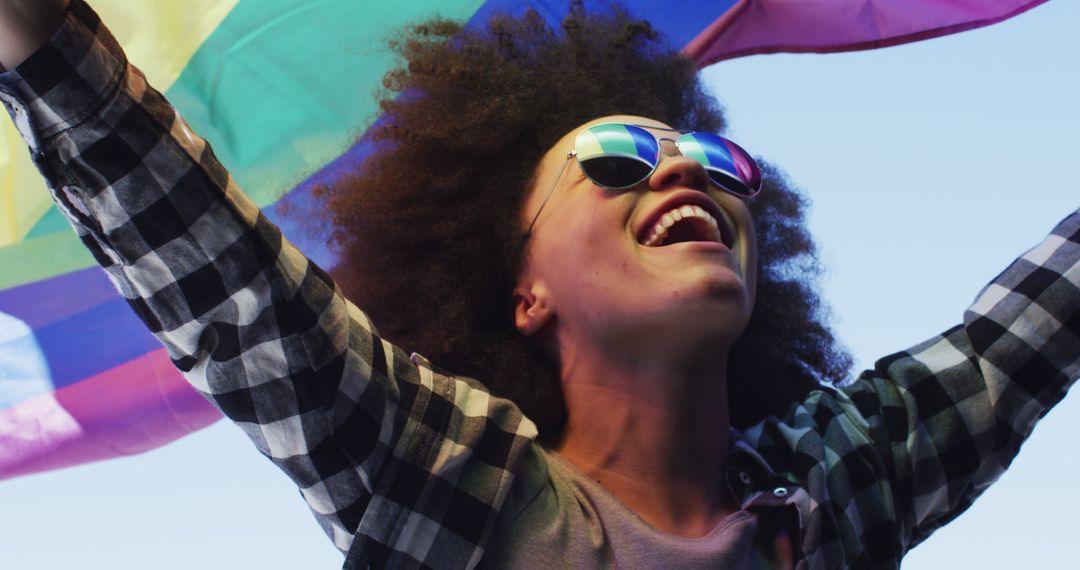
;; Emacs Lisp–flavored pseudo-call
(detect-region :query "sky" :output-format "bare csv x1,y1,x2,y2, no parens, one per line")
0,2,1078,568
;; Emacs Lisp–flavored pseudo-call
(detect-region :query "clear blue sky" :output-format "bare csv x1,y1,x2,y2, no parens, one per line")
1,2,1077,568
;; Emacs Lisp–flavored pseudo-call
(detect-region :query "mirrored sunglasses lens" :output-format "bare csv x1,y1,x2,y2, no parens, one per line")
678,132,761,197
580,156,655,189
706,170,755,197
576,124,660,189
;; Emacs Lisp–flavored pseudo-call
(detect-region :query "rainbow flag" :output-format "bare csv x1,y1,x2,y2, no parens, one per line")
0,0,1047,480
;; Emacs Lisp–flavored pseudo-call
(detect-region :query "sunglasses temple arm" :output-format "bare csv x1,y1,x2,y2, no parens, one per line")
525,153,573,235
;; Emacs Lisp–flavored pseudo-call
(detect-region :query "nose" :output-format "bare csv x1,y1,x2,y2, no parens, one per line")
648,149,709,192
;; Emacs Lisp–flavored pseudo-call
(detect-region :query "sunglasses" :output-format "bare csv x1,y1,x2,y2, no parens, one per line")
526,122,762,234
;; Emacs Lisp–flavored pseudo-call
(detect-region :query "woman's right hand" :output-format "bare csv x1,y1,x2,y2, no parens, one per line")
0,0,71,70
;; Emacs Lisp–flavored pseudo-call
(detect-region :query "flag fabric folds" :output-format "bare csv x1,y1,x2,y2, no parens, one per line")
0,0,1048,479
684,0,1048,65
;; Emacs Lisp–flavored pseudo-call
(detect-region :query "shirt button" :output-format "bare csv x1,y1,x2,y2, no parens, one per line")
738,471,752,485
773,487,789,497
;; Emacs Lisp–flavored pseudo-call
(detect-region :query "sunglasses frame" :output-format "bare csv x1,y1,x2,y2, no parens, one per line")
525,123,761,236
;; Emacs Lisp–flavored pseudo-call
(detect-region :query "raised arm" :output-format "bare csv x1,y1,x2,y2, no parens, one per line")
739,208,1078,564
846,210,1079,549
0,2,536,566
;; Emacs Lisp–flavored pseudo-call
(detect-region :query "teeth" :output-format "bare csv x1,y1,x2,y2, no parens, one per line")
643,227,667,247
641,204,725,247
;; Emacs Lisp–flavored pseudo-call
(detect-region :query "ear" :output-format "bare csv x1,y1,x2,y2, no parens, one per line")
513,282,554,336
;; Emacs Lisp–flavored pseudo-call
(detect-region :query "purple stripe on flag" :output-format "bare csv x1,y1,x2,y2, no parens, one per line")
30,296,162,392
0,348,220,481
0,281,161,402
0,267,117,330
684,0,1049,66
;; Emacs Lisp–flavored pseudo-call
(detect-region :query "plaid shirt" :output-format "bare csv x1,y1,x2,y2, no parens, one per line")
2,3,1077,568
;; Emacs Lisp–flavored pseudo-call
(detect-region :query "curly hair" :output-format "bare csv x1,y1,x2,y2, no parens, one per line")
299,4,852,439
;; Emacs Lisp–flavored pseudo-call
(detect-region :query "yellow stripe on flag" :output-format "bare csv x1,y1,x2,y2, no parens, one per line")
0,0,238,247
0,119,49,247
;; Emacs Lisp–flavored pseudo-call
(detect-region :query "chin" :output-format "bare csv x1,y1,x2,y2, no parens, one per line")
681,266,751,306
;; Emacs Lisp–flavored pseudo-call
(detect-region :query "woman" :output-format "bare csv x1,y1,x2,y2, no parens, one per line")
2,1,1077,568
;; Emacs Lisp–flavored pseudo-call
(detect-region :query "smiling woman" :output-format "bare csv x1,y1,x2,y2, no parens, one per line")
308,13,849,441
0,0,1076,568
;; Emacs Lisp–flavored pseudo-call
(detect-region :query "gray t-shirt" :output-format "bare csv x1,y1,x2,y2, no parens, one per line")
480,444,774,569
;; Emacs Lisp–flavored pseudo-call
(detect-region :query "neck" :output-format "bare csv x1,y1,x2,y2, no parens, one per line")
551,335,736,538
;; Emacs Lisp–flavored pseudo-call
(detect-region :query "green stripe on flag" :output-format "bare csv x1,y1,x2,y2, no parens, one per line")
0,232,97,289
167,0,486,206
24,207,70,240
4,0,485,290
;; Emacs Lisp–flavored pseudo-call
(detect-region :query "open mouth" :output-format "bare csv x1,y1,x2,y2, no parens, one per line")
639,203,734,248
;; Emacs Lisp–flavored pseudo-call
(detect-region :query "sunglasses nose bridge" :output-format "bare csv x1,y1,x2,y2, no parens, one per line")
655,136,679,157
648,151,710,192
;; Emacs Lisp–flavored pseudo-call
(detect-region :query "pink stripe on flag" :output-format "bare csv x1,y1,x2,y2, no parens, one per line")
0,348,220,480
684,0,1048,66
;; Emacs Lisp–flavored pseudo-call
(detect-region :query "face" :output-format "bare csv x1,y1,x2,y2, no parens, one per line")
514,115,758,362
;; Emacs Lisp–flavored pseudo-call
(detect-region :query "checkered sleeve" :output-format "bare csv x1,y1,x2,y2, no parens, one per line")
843,208,1080,552
0,2,538,567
